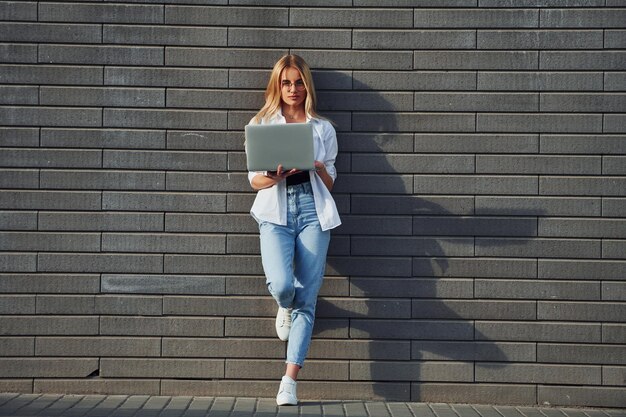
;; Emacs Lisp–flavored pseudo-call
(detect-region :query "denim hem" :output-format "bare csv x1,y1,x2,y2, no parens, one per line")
285,360,303,368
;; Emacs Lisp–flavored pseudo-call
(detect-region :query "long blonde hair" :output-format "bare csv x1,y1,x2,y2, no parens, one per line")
253,54,325,124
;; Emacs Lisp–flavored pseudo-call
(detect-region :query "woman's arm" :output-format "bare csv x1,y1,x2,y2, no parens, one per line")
314,161,333,192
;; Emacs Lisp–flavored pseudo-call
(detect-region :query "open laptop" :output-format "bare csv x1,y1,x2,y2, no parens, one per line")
245,123,315,172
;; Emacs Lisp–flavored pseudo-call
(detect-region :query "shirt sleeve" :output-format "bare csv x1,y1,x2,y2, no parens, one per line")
322,121,338,182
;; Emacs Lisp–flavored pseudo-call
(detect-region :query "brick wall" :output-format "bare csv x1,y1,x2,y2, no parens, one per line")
1,0,625,408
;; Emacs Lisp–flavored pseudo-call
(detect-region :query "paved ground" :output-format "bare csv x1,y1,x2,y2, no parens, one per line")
0,394,624,417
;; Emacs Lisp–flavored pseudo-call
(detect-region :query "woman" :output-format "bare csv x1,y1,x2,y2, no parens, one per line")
246,54,341,406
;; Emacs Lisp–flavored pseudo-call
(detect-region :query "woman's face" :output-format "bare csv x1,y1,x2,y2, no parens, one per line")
280,66,307,108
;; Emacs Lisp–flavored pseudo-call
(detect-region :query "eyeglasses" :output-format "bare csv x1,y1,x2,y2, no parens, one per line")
281,80,306,91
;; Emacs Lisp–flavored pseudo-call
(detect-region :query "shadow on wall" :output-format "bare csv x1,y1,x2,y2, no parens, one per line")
307,71,544,403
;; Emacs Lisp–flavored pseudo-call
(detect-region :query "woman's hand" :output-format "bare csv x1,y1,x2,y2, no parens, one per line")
251,164,300,190
266,164,300,181
314,160,333,191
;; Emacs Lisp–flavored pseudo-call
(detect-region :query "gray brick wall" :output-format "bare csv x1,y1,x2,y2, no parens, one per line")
0,1,624,409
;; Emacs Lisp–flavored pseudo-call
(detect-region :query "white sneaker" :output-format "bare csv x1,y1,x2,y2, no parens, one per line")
276,375,298,406
275,307,292,341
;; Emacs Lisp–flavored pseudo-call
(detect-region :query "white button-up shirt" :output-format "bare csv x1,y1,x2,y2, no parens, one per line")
246,111,342,231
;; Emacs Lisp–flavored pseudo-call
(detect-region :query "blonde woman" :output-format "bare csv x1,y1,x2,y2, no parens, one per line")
246,54,341,405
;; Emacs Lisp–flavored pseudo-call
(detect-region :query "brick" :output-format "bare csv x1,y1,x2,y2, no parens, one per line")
0,253,36,272
0,85,37,104
538,301,626,322
291,8,412,28
0,274,99,294
413,341,535,362
0,106,101,127
415,51,537,70
603,281,626,301
539,343,625,365
105,150,226,171
353,71,475,91
414,216,537,237
0,127,38,146
319,92,413,112
353,112,474,132
604,240,626,259
604,199,626,217
478,71,603,91
0,149,101,168
0,64,102,85
95,295,162,316
0,44,37,63
476,238,601,259
538,386,626,408
165,254,261,275
162,337,283,358
0,316,98,335
428,92,536,112
165,47,286,68
478,30,602,49
482,0,604,5
476,196,600,217
38,253,163,273
0,337,34,356
226,359,348,380
478,113,602,133
165,6,287,26
226,235,258,254
603,366,626,386
102,274,225,295
106,67,227,89
104,108,226,130
605,72,626,91
351,278,473,299
541,51,626,70
414,257,537,278
0,358,98,378
34,295,94,315
352,195,473,216
104,25,225,47
41,86,164,107
350,320,473,340
351,361,473,382
0,232,99,252
353,154,474,174
102,192,226,213
100,317,224,337
541,8,626,28
229,28,351,49
292,50,413,70
415,9,537,27
38,212,163,232
40,3,163,23
416,299,536,320
0,2,36,21
604,324,626,343
540,259,626,281
39,45,163,66
540,135,626,154
606,114,626,133
338,133,411,153
475,321,601,343
327,256,411,277
0,169,38,188
604,156,626,175
167,130,243,151
0,22,101,44
540,176,626,197
309,340,409,360
476,363,601,385
0,295,35,314
351,236,473,257
100,358,223,378
475,279,600,300
41,170,164,190
539,218,626,238
165,213,256,233
35,337,160,357
41,128,165,149
353,30,474,50
0,211,36,230
167,89,263,110
34,379,160,395
317,297,411,319
541,93,626,113
164,296,274,316
415,175,537,195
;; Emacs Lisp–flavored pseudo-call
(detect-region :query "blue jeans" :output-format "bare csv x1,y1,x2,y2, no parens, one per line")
259,182,331,367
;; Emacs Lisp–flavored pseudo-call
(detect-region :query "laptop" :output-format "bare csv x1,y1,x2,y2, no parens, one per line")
245,123,315,172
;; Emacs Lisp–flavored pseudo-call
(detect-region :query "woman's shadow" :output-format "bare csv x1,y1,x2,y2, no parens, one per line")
304,71,544,403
